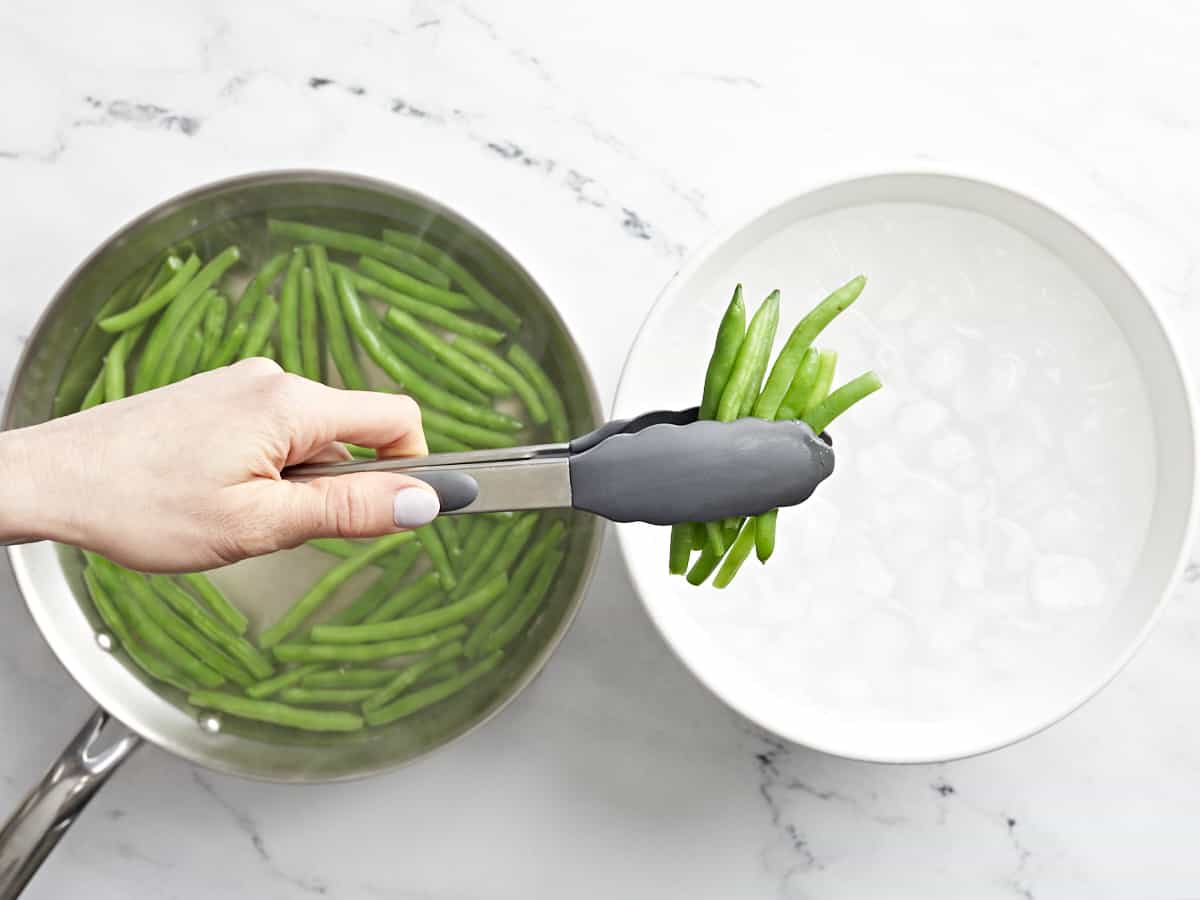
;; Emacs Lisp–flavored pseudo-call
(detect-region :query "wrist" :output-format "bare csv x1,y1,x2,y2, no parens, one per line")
0,426,75,545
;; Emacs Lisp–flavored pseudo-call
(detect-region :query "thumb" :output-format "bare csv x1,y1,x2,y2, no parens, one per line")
271,472,441,543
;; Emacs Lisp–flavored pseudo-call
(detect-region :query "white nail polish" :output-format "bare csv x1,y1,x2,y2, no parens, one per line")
393,488,440,528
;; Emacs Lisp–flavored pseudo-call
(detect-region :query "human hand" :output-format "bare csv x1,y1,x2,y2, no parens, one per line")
0,359,439,572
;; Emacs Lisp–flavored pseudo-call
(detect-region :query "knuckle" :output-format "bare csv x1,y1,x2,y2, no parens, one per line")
321,481,375,537
233,357,283,378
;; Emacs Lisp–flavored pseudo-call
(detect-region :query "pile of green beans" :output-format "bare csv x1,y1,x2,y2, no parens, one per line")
669,278,883,587
58,214,576,732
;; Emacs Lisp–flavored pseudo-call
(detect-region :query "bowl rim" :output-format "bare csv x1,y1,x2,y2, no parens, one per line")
612,164,1200,764
3,168,606,782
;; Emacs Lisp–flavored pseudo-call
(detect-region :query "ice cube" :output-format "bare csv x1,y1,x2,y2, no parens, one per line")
1032,554,1108,609
895,397,949,442
929,431,975,470
917,340,967,390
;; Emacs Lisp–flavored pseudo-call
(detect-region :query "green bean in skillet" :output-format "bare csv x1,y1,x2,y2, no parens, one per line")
308,538,368,559
426,430,472,454
309,244,368,389
380,229,522,331
363,649,502,727
452,523,507,598
272,625,467,663
465,520,564,658
279,687,378,705
446,336,549,425
355,257,474,312
361,640,464,714
362,571,444,625
237,294,278,360
414,524,457,591
151,578,273,680
803,371,883,435
482,550,564,654
419,407,518,450
505,345,569,441
383,309,510,397
78,371,107,411
259,532,415,647
246,664,321,699
152,287,218,388
301,667,397,689
752,276,865,420
173,329,206,381
348,268,505,344
715,290,780,423
314,573,505,644
135,247,240,392
204,320,250,371
106,567,224,688
407,593,444,616
179,572,248,636
458,513,537,599
299,266,322,381
267,219,452,289
419,661,462,685
375,317,491,406
319,549,424,631
103,320,151,402
278,248,306,374
84,565,199,693
458,517,495,561
199,292,229,370
336,270,523,432
433,516,462,558
188,691,364,732
713,519,757,589
230,252,287,332
124,572,255,687
98,255,199,333
344,443,377,460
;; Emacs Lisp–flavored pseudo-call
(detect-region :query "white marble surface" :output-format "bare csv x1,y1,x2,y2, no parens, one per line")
1,1,1199,897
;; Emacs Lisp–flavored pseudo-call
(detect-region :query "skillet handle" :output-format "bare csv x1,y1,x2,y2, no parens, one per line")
0,709,140,899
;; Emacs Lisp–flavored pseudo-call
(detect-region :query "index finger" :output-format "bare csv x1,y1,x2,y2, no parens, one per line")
284,376,428,460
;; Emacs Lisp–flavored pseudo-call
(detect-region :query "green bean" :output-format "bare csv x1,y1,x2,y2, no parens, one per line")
267,219,452,288
238,294,278,360
713,519,757,588
775,347,822,422
376,319,491,405
309,244,367,389
315,573,505,644
103,320,150,402
452,524,507,597
188,690,364,732
280,687,378,705
205,320,249,370
336,271,522,431
802,371,883,435
99,255,199,332
362,641,464,713
111,569,224,688
482,550,563,653
78,369,108,411
152,288,216,388
354,258,473,311
299,266,322,381
700,284,747,420
380,230,522,330
301,668,397,689
418,411,515,453
384,309,510,396
246,664,321,699
686,537,729,586
669,522,696,575
230,252,287,331
273,625,467,663
277,248,306,374
179,572,248,635
804,350,838,414
308,538,369,558
172,329,206,381
465,520,564,658
414,524,456,591
136,247,241,392
753,277,864,419
344,443,376,460
407,593,444,616
259,532,414,647
450,337,548,425
198,292,229,370
321,549,423,630
433,516,462,557
715,290,780,422
505,345,568,440
349,268,505,344
363,571,444,624
426,430,471,454
151,578,273,679
419,661,461,685
85,565,197,693
125,573,254,687
363,649,502,727
460,513,537,599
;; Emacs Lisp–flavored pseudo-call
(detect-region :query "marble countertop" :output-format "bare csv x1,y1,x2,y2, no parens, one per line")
2,1,1199,897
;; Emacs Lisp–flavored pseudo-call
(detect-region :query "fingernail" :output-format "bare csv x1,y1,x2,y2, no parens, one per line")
393,487,440,528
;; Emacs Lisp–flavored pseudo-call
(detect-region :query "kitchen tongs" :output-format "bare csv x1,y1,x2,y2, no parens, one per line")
284,408,835,525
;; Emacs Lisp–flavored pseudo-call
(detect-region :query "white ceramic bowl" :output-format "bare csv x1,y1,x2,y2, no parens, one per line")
613,171,1197,763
